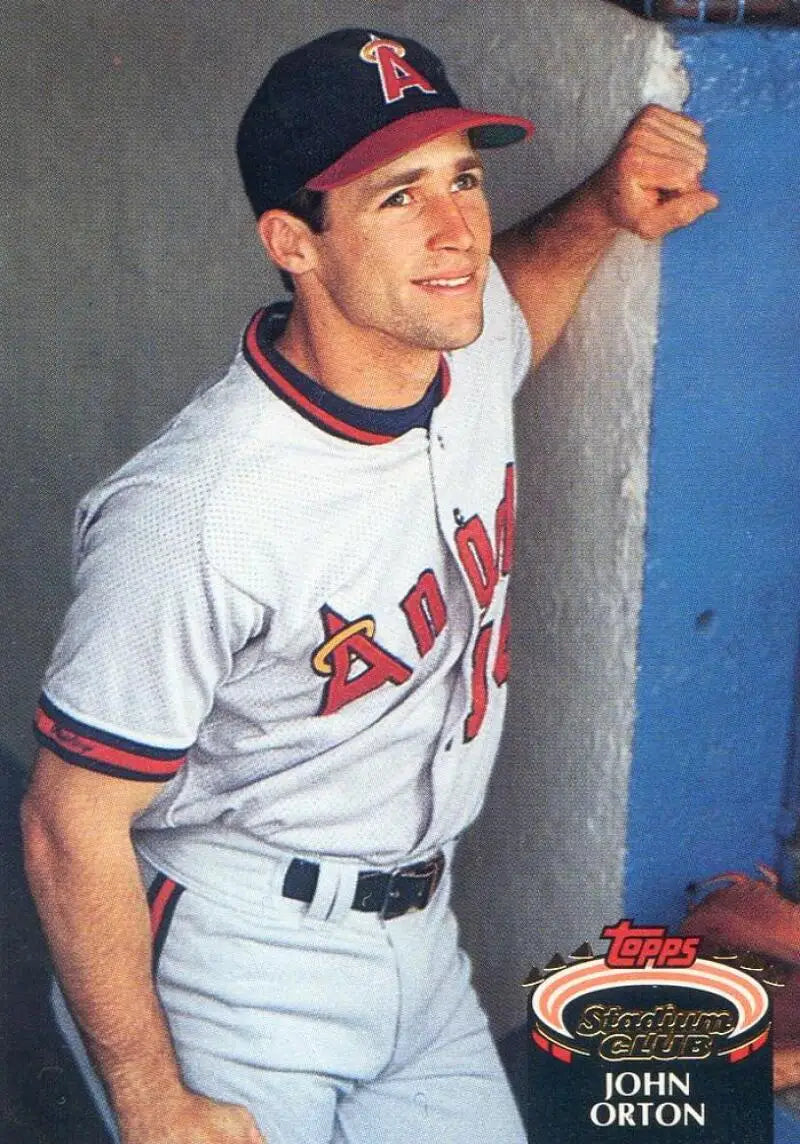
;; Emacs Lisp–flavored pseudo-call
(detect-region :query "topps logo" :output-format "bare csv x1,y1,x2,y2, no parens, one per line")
602,919,700,969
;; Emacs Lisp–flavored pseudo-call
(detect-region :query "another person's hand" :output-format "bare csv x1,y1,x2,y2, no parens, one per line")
589,104,719,239
774,1046,800,1092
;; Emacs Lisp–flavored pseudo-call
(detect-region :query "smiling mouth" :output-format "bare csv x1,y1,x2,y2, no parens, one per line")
414,274,475,291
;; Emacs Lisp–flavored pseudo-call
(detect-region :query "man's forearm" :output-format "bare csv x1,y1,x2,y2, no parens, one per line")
492,176,620,366
493,106,717,367
22,802,187,1136
22,750,264,1144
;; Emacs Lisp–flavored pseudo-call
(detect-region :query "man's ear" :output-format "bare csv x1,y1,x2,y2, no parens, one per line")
257,210,319,280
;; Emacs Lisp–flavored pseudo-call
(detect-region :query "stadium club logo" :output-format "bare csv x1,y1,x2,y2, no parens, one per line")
526,920,774,1142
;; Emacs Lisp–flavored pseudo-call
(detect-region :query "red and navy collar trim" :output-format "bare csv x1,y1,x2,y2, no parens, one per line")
243,304,450,445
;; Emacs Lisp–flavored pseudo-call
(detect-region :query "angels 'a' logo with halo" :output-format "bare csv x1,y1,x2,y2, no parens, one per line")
358,34,438,104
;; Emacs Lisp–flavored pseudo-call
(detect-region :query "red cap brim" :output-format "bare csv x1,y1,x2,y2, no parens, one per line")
305,107,534,192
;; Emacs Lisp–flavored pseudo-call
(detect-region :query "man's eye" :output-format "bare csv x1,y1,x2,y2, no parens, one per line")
381,189,412,208
453,171,481,191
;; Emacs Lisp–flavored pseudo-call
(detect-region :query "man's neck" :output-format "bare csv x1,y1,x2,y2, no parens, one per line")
275,302,442,411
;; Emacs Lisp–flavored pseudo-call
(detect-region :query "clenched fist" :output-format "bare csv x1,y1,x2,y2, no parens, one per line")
590,104,719,239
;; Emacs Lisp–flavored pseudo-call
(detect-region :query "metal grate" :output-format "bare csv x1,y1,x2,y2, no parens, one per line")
608,0,800,22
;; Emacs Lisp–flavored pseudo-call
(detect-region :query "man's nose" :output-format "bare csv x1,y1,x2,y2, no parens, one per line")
426,195,475,251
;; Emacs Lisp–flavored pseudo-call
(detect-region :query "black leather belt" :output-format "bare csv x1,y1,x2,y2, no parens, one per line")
282,852,445,921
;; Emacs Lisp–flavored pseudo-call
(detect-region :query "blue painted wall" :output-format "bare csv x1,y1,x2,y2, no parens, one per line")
625,26,800,927
624,34,800,1135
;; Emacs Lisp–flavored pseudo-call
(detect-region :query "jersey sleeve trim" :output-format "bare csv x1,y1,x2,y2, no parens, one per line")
33,693,187,782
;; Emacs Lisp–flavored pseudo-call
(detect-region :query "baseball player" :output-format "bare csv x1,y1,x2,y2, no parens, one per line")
22,27,716,1144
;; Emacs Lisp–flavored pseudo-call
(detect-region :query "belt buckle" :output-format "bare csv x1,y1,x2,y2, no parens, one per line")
379,854,444,921
417,852,444,910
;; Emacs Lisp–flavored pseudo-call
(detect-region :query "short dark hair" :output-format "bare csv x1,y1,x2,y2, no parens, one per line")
276,187,327,293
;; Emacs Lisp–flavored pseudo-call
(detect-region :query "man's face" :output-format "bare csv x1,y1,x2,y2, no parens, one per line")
306,131,493,353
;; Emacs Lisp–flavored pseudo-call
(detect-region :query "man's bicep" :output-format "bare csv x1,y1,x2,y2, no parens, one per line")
23,746,166,841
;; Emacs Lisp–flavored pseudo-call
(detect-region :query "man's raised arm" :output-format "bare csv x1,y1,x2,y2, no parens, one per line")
21,749,264,1144
492,105,719,366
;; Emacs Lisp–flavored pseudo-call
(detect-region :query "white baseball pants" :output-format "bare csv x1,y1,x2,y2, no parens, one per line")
54,848,525,1144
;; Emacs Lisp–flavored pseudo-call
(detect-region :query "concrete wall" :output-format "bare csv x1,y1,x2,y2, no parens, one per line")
3,0,665,1051
452,15,685,1035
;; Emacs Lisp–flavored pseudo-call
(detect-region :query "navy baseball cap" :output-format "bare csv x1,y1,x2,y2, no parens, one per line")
237,28,534,216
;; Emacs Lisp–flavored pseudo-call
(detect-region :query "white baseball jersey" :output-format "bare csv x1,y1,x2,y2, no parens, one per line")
35,260,531,872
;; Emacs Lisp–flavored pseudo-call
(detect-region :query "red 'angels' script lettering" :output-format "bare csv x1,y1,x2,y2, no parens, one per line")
495,462,515,577
464,623,493,742
492,598,510,687
313,464,516,730
455,516,498,610
400,569,448,657
453,462,516,612
454,463,515,739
